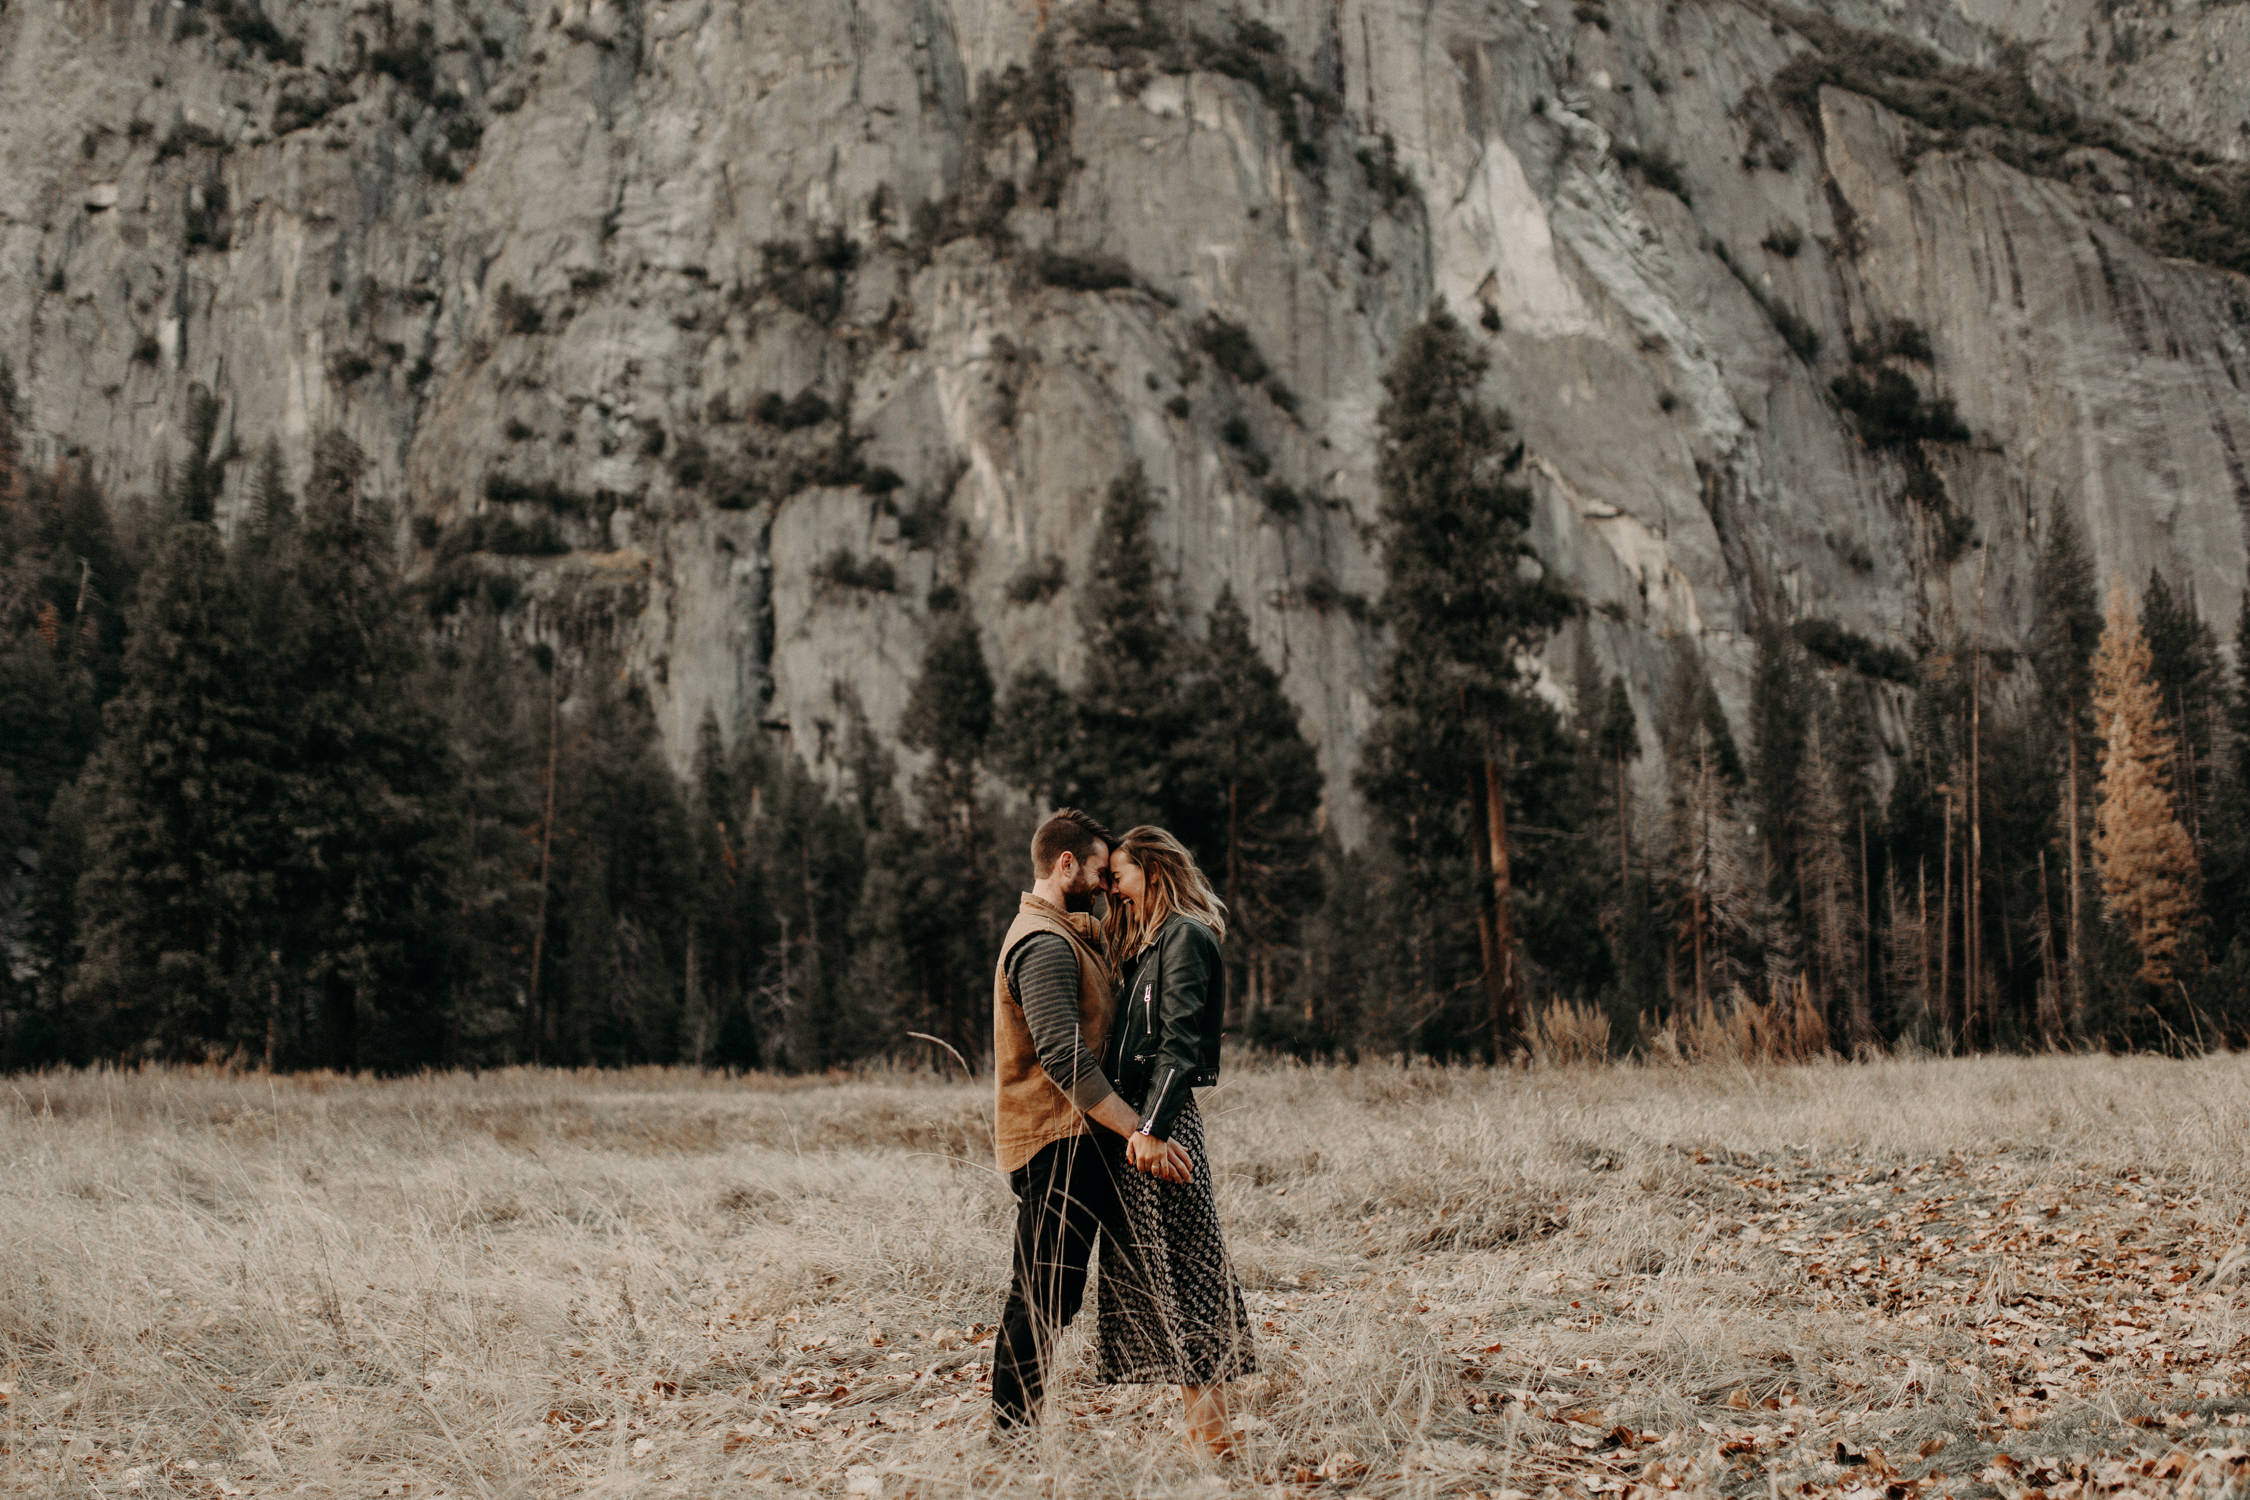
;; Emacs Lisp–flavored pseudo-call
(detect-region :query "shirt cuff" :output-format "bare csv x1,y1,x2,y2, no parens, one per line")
1063,1072,1116,1114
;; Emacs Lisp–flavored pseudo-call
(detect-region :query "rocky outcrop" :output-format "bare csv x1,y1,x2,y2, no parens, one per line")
4,0,2248,839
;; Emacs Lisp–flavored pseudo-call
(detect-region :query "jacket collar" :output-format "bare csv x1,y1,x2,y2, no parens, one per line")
1125,909,1182,960
1020,891,1100,939
1018,893,1116,982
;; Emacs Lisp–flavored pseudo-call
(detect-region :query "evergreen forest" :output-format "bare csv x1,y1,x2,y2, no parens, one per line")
5,307,2249,1072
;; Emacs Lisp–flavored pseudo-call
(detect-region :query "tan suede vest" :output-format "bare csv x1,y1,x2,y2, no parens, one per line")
991,894,1116,1172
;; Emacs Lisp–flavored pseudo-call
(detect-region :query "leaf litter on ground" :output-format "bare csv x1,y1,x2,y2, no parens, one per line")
8,1058,2250,1496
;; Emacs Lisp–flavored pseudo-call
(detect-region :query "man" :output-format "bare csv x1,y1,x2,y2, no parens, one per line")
989,807,1191,1432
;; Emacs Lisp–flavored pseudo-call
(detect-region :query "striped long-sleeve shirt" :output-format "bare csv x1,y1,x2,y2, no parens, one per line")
1004,933,1117,1113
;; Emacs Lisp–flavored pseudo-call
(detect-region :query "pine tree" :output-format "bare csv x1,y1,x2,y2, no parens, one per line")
684,709,739,1067
2206,577,2250,989
841,801,919,1065
2139,571,2221,853
2028,502,2101,1032
242,439,296,559
894,616,1002,1053
1980,712,2063,1044
559,695,650,1068
0,454,139,1061
691,715,779,1071
0,465,129,811
1595,674,1641,895
1175,587,1324,1019
432,618,543,1064
1071,461,1186,833
216,445,315,1066
1658,650,1745,787
902,615,996,832
174,388,233,526
545,667,695,1066
1663,723,1758,1010
62,415,261,1062
1884,863,1935,1045
1817,685,1883,1031
1499,635,1621,1016
0,358,20,511
2232,578,2250,772
18,784,88,1061
992,664,1076,810
1281,834,1389,1056
1360,302,1572,1057
1749,618,1811,893
1797,716,1867,1044
749,748,867,1070
265,432,455,1070
70,520,265,1056
1885,640,1972,1046
2091,582,2202,992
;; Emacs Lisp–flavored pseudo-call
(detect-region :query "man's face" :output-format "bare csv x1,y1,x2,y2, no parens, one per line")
1058,842,1111,912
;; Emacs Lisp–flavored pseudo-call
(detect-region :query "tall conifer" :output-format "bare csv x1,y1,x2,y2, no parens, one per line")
174,389,232,526
432,618,543,1064
2091,582,2202,990
0,358,20,510
1072,462,1185,833
750,748,867,1070
1285,834,1390,1055
1798,716,1866,1043
70,521,263,1055
993,665,1077,810
690,715,780,1070
2206,582,2250,975
2140,571,2221,853
2028,502,2101,1031
894,615,1003,1052
1595,674,1641,894
1663,723,1758,1009
1177,587,1324,1018
1749,620,1811,893
273,433,453,1069
1361,303,1571,1057
545,668,694,1066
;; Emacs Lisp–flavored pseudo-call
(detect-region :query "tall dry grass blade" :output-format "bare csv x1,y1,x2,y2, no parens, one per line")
5,1059,2247,1496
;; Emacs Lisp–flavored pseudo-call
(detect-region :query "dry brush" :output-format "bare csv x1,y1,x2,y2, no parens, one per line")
5,1057,2250,1496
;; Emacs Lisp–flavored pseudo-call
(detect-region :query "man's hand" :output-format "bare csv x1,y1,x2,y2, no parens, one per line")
1161,1139,1192,1182
1090,1095,1193,1182
1127,1131,1193,1183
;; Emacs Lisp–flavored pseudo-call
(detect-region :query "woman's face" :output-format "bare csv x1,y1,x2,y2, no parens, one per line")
1107,848,1146,909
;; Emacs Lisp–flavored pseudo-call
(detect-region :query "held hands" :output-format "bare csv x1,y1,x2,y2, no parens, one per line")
1161,1140,1192,1181
1126,1130,1194,1183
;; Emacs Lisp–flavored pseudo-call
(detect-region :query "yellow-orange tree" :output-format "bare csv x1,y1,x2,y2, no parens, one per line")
2091,581,2202,988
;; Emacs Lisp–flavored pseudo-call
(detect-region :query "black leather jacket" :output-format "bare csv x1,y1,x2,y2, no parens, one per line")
1105,914,1226,1140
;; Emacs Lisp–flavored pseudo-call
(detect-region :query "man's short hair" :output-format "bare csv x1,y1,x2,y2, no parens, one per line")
1031,807,1113,879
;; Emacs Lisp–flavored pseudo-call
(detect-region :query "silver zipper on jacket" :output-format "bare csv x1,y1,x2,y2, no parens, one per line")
1139,1064,1178,1137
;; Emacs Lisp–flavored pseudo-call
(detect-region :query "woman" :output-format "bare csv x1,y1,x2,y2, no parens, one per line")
1095,826,1255,1457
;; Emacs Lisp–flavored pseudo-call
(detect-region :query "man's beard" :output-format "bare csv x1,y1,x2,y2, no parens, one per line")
1062,888,1103,916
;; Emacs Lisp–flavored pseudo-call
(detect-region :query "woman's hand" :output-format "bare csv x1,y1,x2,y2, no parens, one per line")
1127,1131,1193,1183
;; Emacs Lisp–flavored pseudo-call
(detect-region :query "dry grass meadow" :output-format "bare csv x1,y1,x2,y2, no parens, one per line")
8,1055,2250,1498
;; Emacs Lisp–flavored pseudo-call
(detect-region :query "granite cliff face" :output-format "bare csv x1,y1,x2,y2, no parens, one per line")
5,0,2249,836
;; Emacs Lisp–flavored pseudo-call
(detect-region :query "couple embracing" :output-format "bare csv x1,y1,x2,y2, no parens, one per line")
988,808,1255,1456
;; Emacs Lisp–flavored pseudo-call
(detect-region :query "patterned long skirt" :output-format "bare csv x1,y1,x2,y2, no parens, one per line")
1093,1094,1256,1386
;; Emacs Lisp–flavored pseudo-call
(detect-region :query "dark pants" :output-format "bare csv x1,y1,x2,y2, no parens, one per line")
991,1132,1141,1427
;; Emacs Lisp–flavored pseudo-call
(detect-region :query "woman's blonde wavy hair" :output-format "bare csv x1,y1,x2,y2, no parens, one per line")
1101,825,1229,958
